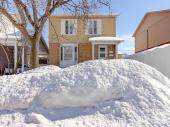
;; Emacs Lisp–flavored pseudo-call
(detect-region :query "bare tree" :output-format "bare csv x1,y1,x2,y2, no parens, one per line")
0,0,111,68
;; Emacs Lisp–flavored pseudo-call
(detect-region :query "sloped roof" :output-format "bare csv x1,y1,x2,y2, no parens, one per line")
133,9,170,37
40,36,49,53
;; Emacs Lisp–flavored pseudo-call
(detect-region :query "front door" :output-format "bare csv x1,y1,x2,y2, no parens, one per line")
60,44,78,68
98,45,107,59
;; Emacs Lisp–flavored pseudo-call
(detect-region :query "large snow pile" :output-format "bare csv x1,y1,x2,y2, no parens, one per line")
0,59,170,127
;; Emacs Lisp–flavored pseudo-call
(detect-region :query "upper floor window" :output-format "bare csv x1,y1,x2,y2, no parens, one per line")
61,19,77,35
85,19,102,35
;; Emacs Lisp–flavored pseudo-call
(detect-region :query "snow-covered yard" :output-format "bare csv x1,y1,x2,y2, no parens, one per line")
0,59,170,127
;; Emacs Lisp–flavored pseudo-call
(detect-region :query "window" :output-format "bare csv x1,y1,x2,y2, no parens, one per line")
61,46,63,60
99,45,107,59
39,58,48,65
86,19,101,35
63,46,73,60
61,19,77,35
60,44,78,62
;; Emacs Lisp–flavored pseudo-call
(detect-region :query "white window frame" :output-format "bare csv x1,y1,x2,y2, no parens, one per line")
98,45,107,59
61,19,77,35
60,43,78,67
85,19,102,35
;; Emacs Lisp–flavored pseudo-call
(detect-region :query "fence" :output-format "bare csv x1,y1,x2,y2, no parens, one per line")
127,44,170,79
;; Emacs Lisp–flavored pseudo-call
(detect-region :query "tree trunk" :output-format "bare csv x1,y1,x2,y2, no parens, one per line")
30,38,39,68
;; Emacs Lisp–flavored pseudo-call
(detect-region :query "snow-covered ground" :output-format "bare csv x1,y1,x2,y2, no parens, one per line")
0,59,170,127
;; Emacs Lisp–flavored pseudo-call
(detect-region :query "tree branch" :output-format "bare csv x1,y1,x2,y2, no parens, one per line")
0,7,19,27
38,0,70,37
31,0,39,28
21,2,34,26
13,0,26,25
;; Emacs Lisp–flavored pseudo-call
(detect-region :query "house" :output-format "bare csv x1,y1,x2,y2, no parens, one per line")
0,14,48,74
133,9,170,53
128,9,170,79
49,14,123,67
26,36,49,66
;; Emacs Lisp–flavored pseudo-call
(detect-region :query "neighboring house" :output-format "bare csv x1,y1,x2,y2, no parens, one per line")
0,14,48,74
26,37,49,66
49,14,123,67
133,9,170,53
128,9,170,79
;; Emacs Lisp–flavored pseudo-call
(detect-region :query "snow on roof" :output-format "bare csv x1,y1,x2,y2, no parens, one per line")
0,34,23,46
89,37,124,43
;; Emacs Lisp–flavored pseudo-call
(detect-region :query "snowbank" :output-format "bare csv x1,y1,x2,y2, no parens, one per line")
127,44,170,79
0,65,60,109
0,60,170,127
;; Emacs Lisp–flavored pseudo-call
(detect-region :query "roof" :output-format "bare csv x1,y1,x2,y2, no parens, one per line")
50,13,120,18
133,9,170,37
40,36,49,53
89,36,124,44
0,13,48,53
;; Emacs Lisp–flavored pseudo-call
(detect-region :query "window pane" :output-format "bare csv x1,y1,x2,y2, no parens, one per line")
65,20,69,34
75,46,77,61
100,54,105,58
64,46,73,60
100,48,105,52
61,47,63,60
39,58,47,64
70,22,74,34
94,21,97,34
88,21,93,34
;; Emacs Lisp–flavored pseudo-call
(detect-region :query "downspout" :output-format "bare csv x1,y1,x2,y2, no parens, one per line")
147,30,149,49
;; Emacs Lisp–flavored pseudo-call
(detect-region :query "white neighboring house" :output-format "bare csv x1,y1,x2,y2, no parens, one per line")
0,14,48,75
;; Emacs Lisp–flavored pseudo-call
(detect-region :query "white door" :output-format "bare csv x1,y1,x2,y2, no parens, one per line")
98,45,107,59
60,44,78,68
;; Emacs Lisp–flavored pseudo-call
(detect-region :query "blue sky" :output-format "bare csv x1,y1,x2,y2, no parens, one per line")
110,0,170,54
44,0,170,54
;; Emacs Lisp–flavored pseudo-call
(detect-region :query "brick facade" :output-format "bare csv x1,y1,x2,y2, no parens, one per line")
108,45,116,59
49,43,60,66
49,43,116,66
78,43,92,63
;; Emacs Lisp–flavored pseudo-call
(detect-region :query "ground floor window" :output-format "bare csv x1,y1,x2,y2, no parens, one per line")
98,45,107,59
60,44,78,67
39,57,48,65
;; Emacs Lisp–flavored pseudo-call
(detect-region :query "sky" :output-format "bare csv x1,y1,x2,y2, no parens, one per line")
44,0,170,55
109,0,170,54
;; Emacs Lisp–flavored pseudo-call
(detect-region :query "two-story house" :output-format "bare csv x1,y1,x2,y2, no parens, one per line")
49,14,123,67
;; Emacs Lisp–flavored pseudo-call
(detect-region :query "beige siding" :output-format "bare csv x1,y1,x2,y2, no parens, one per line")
148,16,170,48
135,11,170,52
49,16,116,44
49,15,117,65
135,31,148,52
